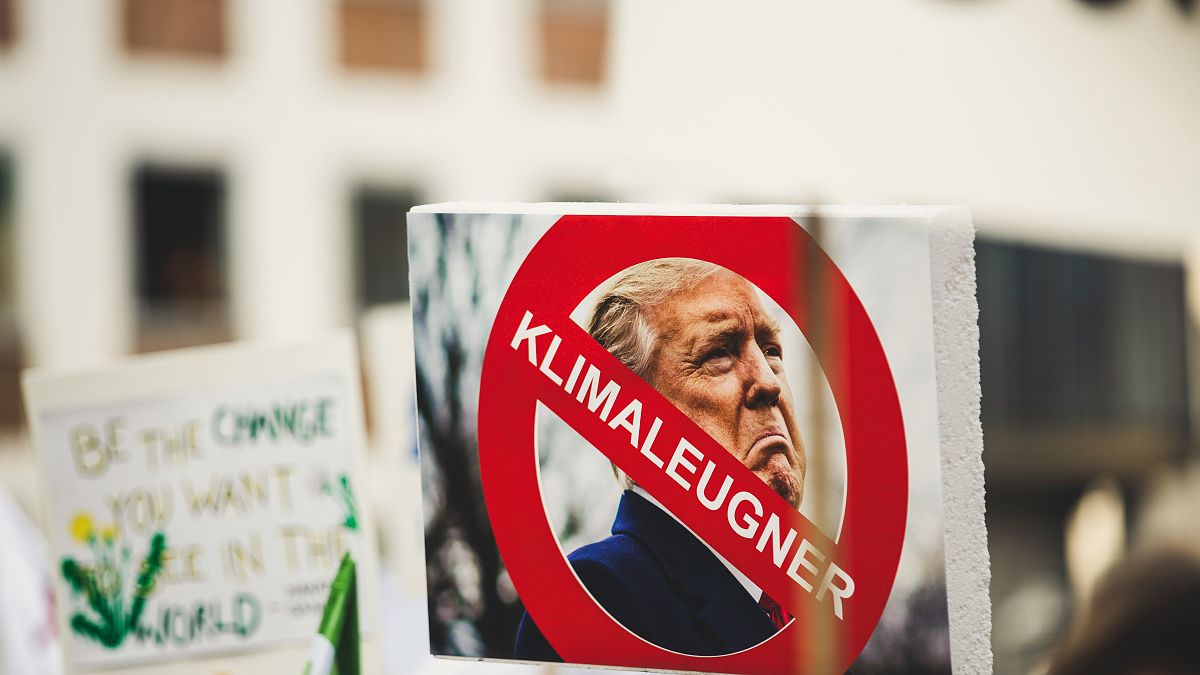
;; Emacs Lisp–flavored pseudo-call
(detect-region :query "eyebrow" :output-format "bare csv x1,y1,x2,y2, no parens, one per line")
688,312,783,353
756,314,783,342
682,318,739,357
700,309,781,333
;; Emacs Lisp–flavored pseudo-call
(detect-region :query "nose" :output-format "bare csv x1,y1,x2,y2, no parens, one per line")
743,344,783,409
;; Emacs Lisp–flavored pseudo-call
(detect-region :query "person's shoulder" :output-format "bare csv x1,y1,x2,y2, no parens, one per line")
568,532,662,579
568,533,673,602
569,532,649,565
565,533,672,635
513,534,669,661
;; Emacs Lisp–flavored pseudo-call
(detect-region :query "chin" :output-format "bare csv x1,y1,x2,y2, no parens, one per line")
760,470,802,509
778,483,802,509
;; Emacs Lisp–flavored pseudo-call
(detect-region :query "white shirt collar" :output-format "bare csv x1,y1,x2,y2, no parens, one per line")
629,486,762,603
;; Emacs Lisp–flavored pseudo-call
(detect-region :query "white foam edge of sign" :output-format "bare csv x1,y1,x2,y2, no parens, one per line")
412,202,967,220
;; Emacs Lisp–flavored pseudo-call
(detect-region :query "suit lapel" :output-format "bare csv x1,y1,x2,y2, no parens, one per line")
613,491,778,653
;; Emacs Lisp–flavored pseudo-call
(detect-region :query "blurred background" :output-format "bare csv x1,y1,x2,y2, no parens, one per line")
0,0,1197,673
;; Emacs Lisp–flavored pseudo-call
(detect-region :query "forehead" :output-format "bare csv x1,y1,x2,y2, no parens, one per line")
644,270,777,336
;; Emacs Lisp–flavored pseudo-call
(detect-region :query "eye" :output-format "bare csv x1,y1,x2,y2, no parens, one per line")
704,346,733,362
697,344,735,374
762,343,783,360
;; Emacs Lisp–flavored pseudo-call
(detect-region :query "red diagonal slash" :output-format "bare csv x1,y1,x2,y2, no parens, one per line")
479,214,907,674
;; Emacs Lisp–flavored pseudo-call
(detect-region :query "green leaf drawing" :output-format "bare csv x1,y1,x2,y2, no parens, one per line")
60,531,167,650
321,473,360,532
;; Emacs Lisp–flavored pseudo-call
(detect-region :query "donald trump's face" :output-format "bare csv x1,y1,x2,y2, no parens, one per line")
643,269,807,508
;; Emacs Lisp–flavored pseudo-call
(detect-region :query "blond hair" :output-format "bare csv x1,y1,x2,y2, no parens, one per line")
587,258,720,378
586,258,720,489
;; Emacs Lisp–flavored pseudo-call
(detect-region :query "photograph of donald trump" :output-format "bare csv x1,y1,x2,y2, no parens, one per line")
515,258,809,660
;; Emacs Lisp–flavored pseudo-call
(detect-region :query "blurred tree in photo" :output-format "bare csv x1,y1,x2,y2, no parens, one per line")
410,214,542,657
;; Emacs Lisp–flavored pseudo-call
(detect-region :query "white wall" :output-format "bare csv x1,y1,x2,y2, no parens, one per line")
1,0,1197,367
610,0,1200,259
0,0,616,367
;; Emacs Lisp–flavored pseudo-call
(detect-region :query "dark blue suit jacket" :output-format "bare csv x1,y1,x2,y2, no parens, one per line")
513,490,778,661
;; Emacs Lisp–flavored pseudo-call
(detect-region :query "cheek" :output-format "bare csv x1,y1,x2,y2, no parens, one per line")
688,379,742,417
663,380,740,443
661,369,731,410
673,388,723,423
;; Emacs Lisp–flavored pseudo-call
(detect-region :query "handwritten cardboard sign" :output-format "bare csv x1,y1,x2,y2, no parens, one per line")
23,334,380,673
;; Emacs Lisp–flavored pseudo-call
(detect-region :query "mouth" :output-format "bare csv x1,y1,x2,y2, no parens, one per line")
747,428,792,467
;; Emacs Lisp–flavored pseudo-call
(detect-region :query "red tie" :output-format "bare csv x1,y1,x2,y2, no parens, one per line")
759,593,792,630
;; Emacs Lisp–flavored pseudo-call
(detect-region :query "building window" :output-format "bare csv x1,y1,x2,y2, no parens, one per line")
976,239,1189,480
338,0,426,74
134,164,229,352
0,153,20,429
353,186,417,308
0,0,16,51
538,0,608,86
122,0,226,59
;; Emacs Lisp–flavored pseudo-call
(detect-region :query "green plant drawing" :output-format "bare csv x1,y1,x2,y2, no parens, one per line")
59,513,166,650
320,473,359,532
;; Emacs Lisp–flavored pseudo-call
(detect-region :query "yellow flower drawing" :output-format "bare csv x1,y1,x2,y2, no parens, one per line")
70,512,95,543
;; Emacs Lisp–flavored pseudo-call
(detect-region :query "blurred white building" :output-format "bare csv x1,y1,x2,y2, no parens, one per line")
0,0,1197,364
0,1,1198,673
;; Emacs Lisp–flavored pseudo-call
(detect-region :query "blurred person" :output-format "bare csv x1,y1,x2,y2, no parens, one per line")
1046,545,1200,675
0,485,62,674
1048,465,1200,675
514,259,807,660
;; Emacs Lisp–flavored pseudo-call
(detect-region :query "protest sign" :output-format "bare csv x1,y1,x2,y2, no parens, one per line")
410,204,989,674
23,334,381,673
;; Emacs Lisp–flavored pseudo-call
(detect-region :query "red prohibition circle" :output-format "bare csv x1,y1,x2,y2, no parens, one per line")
478,215,908,674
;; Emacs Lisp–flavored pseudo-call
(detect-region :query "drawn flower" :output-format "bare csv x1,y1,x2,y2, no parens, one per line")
60,531,167,650
95,561,121,597
69,513,94,543
100,524,118,543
